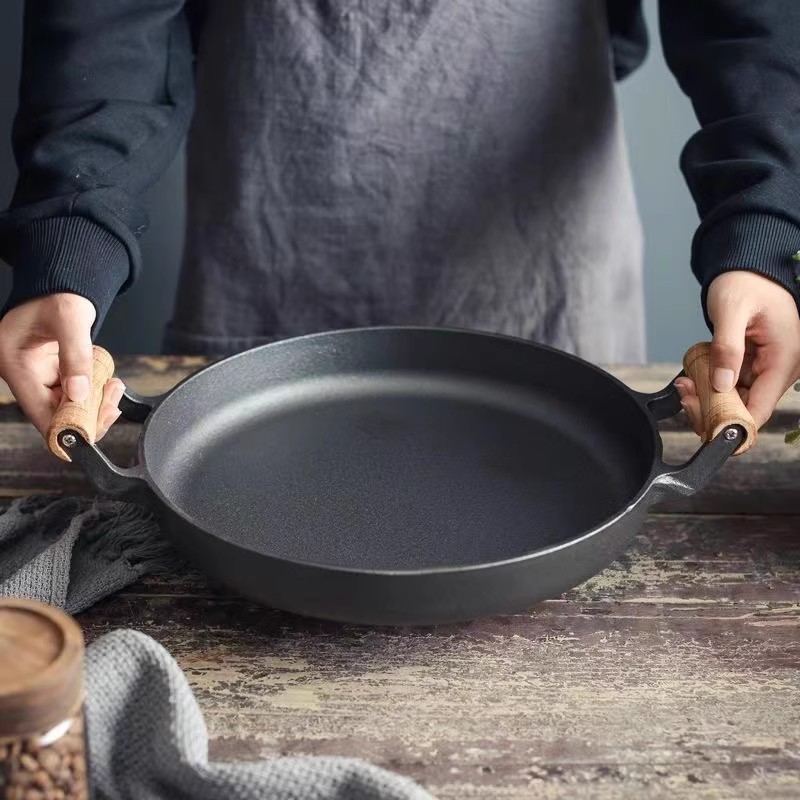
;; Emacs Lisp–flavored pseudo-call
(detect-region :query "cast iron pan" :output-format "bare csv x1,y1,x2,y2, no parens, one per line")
47,328,756,625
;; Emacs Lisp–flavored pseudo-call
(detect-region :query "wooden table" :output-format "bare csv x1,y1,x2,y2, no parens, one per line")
2,358,799,799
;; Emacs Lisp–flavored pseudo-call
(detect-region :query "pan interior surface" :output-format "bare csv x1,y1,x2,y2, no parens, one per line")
145,330,655,571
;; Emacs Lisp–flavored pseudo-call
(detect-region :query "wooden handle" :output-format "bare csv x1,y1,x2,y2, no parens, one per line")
47,346,115,462
683,342,756,456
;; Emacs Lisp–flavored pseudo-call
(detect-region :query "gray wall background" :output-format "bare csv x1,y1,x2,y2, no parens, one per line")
0,1,706,362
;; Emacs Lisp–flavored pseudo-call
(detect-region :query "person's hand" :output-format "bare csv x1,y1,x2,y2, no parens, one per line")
0,293,125,440
675,271,800,437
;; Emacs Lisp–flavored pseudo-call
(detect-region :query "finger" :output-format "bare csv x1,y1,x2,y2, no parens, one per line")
17,347,61,391
710,307,750,393
97,378,126,439
97,409,122,441
675,374,754,436
675,378,703,434
3,364,59,434
680,395,704,437
674,377,694,400
53,315,94,403
746,368,793,429
737,386,750,407
737,347,757,389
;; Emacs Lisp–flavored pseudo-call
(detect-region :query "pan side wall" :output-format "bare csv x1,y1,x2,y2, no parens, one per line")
156,497,650,626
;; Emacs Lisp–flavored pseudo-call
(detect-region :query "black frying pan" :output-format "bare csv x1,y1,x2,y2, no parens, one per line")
48,328,756,625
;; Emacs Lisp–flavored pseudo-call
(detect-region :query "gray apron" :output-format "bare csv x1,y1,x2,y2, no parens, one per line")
166,0,645,364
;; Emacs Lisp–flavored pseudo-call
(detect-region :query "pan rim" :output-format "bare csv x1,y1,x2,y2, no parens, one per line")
141,325,662,577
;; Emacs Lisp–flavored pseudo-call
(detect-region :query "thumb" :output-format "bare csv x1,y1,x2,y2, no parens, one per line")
55,313,94,403
709,306,749,394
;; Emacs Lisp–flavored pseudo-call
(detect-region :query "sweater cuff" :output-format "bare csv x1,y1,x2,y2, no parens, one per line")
1,217,129,336
693,213,800,330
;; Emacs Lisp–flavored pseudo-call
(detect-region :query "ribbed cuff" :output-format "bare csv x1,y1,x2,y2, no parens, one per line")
1,216,129,335
693,213,800,330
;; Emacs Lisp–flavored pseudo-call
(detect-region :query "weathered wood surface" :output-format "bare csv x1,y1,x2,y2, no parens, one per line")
1,357,799,798
78,515,800,799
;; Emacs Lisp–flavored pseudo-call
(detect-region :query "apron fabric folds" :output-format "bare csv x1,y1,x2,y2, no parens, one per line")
166,1,645,364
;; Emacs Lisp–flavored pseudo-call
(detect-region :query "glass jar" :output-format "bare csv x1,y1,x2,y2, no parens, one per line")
0,599,90,800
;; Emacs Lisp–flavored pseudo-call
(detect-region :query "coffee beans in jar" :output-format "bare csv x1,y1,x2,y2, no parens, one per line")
0,599,90,800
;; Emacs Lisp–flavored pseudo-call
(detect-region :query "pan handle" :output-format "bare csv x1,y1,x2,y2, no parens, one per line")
56,432,150,501
636,342,756,454
643,341,757,497
47,346,152,501
47,346,115,461
46,347,161,458
649,425,744,497
682,342,756,456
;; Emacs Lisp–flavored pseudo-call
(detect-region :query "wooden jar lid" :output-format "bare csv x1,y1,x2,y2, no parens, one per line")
0,599,84,737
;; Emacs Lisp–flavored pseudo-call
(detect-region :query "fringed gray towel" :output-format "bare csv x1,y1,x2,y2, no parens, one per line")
0,495,181,612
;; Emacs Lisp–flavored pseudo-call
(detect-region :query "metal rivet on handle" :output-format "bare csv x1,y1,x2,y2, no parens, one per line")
724,428,738,441
61,433,78,448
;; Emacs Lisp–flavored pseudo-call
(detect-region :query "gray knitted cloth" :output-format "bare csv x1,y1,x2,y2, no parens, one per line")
0,495,177,613
0,496,433,800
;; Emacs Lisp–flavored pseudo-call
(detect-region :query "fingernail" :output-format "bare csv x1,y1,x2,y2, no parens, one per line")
674,381,687,399
66,375,90,402
713,368,735,393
